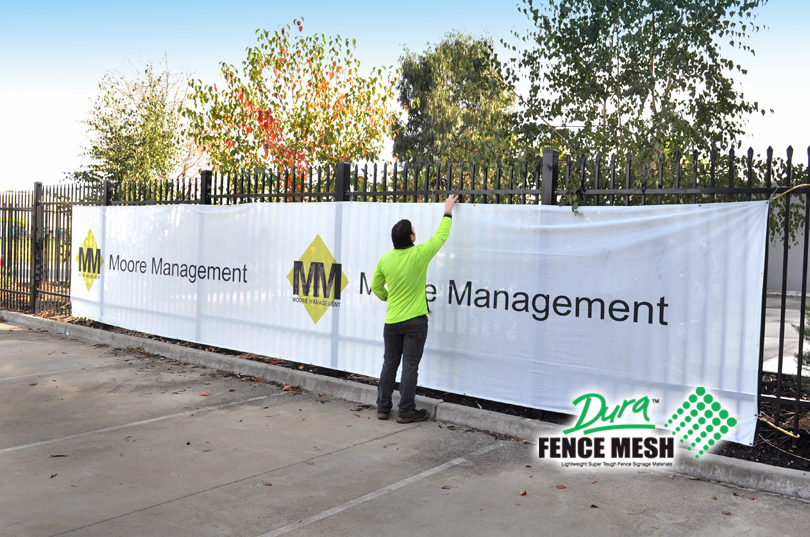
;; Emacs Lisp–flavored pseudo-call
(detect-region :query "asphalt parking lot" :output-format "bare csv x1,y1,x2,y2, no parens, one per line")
1,321,808,537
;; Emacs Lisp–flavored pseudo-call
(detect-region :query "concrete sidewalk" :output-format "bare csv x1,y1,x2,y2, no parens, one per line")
1,317,809,536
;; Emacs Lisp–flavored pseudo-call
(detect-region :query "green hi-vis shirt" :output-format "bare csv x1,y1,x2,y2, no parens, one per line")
371,214,452,324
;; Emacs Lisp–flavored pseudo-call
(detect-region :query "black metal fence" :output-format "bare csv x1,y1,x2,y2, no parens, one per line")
1,183,102,316
2,146,809,442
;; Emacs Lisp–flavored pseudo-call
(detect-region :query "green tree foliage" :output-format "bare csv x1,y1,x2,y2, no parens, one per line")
393,32,516,163
184,19,397,174
70,60,190,186
508,0,768,160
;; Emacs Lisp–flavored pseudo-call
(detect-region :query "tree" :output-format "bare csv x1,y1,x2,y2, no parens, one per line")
393,32,516,163
184,19,398,174
507,0,768,160
70,59,197,186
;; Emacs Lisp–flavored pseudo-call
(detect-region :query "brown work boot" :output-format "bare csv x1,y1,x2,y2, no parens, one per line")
377,409,390,420
397,408,428,423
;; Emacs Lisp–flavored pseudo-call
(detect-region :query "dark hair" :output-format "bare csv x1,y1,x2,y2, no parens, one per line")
391,219,414,249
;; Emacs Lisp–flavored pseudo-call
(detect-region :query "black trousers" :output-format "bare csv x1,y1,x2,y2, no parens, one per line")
376,315,428,415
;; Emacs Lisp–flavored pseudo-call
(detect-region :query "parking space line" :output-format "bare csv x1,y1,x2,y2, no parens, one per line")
256,442,503,537
0,363,113,382
0,394,282,455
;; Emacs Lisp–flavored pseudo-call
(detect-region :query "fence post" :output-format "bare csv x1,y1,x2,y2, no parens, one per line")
200,171,213,205
29,182,43,313
541,149,559,205
335,163,351,202
101,179,113,206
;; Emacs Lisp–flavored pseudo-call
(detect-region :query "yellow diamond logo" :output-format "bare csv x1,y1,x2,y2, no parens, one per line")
76,229,103,291
287,235,349,324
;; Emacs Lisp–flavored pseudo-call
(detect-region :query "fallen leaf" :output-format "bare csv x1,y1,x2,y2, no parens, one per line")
722,511,731,516
318,393,324,397
733,492,743,497
590,504,599,508
519,490,527,496
712,496,717,500
667,475,674,479
354,414,363,418
29,383,37,386
200,392,208,396
592,480,597,484
306,461,314,465
556,485,566,489
441,485,451,490
298,365,304,370
202,449,210,452
749,497,755,500
270,361,278,365
255,378,262,382
263,482,272,486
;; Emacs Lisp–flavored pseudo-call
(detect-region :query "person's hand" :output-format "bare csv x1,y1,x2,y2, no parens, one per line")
445,194,458,213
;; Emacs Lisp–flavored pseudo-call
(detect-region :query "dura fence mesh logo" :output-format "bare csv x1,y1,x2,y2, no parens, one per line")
665,387,737,458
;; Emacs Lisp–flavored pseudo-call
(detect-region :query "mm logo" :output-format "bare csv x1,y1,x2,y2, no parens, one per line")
665,387,737,459
287,235,348,324
76,229,104,291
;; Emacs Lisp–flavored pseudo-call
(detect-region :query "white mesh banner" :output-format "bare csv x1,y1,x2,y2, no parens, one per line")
72,200,768,445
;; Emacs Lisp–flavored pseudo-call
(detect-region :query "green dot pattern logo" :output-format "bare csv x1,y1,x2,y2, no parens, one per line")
664,387,736,459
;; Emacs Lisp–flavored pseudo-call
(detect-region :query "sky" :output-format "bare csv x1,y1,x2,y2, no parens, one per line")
1,0,807,191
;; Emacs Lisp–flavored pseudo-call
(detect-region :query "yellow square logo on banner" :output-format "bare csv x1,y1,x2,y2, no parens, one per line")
76,229,104,291
287,235,349,324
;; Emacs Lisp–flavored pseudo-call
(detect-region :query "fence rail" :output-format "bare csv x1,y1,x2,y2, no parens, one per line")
2,146,809,443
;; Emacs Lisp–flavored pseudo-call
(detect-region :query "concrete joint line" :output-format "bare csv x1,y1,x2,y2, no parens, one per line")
0,394,280,455
257,442,503,537
0,363,112,382
2,310,810,500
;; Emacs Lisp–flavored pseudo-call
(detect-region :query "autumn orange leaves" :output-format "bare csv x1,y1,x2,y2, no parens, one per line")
184,18,398,176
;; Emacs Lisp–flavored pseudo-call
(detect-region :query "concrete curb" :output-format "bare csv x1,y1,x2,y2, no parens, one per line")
675,451,810,499
2,310,809,500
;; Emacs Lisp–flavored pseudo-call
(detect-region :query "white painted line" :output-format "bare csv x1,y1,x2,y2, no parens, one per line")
0,363,112,382
257,442,503,537
0,394,281,455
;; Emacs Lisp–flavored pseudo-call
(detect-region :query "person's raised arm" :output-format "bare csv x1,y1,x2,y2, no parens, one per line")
444,194,457,215
419,195,457,259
